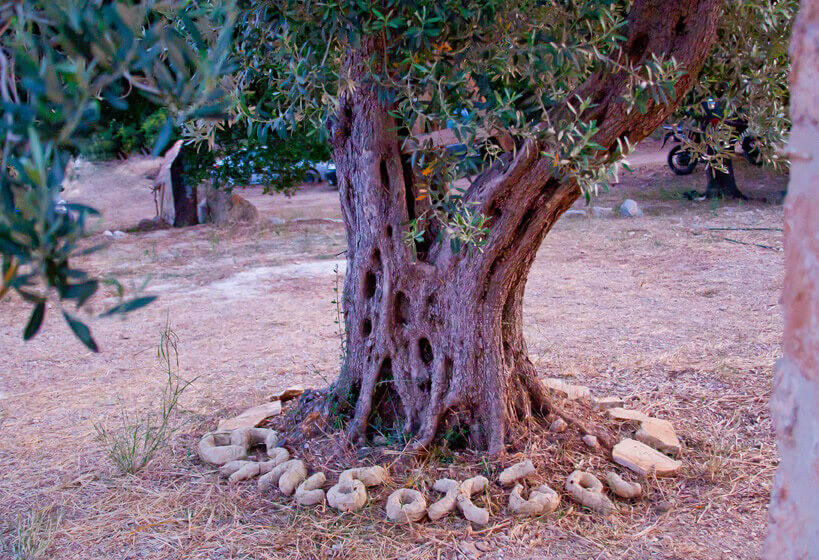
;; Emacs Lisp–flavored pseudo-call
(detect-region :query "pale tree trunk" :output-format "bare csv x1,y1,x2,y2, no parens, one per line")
324,0,721,455
765,1,819,556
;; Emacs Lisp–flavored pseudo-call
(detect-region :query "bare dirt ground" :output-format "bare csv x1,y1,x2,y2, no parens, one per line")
0,139,787,559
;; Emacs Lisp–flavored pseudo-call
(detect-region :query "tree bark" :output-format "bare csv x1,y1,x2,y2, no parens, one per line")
704,158,746,199
326,0,721,455
171,145,199,227
764,0,819,556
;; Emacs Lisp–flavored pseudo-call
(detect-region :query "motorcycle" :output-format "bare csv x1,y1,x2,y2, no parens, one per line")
661,99,762,176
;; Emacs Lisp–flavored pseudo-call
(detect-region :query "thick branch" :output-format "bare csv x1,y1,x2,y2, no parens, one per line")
467,0,721,214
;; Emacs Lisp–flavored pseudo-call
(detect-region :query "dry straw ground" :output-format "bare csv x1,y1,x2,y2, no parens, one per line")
0,140,786,559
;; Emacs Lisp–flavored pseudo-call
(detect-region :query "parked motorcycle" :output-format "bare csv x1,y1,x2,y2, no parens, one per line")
661,99,762,175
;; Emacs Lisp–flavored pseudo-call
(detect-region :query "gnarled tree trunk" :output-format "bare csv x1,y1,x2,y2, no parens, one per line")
326,0,721,455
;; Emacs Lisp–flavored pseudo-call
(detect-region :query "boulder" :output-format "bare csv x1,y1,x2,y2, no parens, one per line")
618,199,642,217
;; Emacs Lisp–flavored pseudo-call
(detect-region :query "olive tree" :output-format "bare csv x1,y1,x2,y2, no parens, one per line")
218,0,722,454
2,0,797,454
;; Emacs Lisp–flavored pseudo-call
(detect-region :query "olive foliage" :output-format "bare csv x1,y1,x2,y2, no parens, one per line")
1,0,797,349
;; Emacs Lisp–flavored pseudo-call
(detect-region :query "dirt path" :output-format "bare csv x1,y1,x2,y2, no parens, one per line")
0,143,787,559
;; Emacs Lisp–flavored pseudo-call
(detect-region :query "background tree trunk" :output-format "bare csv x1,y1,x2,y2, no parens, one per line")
171,145,198,227
765,0,819,556
326,0,721,454
704,158,746,199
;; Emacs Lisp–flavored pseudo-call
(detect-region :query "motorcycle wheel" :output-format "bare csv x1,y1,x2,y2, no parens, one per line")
667,145,698,175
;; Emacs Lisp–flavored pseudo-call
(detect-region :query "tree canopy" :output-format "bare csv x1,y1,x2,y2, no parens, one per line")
0,0,797,350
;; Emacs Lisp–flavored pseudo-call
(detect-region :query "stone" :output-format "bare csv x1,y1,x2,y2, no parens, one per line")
606,471,642,499
295,472,326,506
582,434,599,449
618,199,642,217
197,431,247,466
498,460,535,486
591,206,613,218
563,209,587,219
217,401,282,431
270,386,304,402
459,541,482,558
385,488,427,522
542,378,591,400
550,418,568,433
636,418,682,455
612,438,682,477
508,483,560,516
607,407,650,424
202,183,258,226
593,396,624,410
268,216,286,226
565,470,614,514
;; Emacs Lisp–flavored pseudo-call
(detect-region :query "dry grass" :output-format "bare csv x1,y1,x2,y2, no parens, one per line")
0,147,784,559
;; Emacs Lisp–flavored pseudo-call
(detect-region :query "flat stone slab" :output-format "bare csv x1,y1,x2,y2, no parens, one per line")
636,418,681,455
543,378,591,400
218,401,282,431
607,407,650,424
270,386,304,402
612,438,681,477
593,396,624,410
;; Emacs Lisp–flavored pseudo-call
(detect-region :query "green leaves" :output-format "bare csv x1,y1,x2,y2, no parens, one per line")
2,0,237,350
24,302,46,340
62,311,98,352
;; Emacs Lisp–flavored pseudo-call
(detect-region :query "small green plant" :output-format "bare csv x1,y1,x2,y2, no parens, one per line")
331,264,346,365
94,323,195,474
12,508,62,560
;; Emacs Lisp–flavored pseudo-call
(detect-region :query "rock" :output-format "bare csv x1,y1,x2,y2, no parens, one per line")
508,483,560,516
565,470,614,514
612,438,682,477
458,476,490,525
636,418,682,455
550,418,568,433
582,434,599,449
498,460,535,486
258,459,307,495
203,183,258,226
542,378,591,400
607,407,650,424
327,478,367,512
197,199,210,224
459,541,482,558
103,230,126,239
618,199,642,217
134,217,169,232
563,209,587,219
217,401,282,431
428,479,459,520
228,193,258,223
270,386,304,402
385,488,427,522
197,431,247,466
593,396,624,410
268,216,286,226
591,206,613,218
606,471,642,499
295,472,327,506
